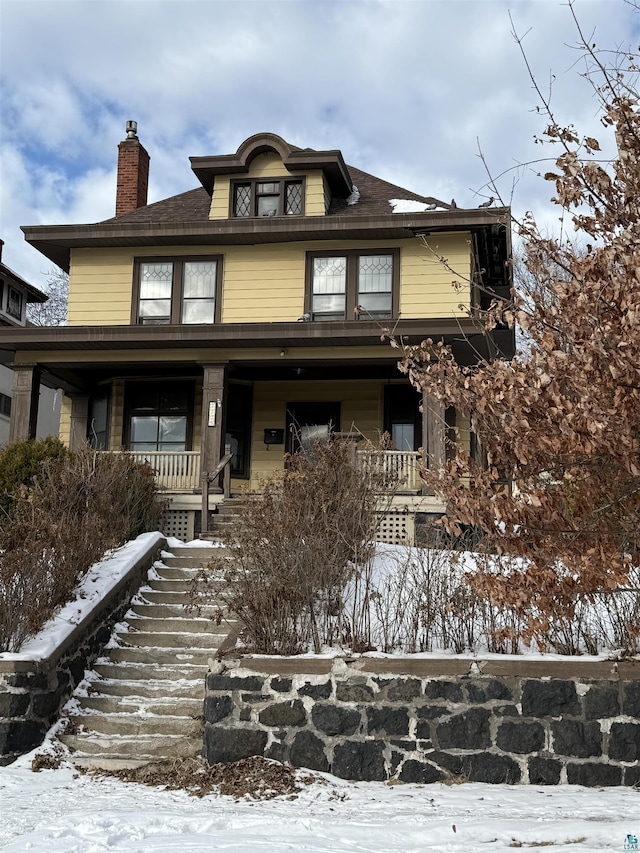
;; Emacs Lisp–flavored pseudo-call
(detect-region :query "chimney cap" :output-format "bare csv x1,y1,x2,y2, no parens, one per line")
125,120,138,139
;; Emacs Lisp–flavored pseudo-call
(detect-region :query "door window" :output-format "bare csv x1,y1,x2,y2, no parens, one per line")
286,402,341,456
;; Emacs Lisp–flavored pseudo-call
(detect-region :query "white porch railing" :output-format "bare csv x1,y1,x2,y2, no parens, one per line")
104,449,420,493
110,451,202,491
356,449,422,492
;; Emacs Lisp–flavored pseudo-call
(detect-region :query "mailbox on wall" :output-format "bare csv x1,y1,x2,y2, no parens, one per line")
264,428,284,445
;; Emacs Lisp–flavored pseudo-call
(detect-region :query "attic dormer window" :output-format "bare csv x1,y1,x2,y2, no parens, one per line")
232,178,304,218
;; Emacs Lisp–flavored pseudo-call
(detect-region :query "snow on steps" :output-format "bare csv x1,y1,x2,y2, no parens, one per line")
58,545,235,771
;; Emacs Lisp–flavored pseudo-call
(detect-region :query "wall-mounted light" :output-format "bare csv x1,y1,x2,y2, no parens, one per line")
280,348,287,358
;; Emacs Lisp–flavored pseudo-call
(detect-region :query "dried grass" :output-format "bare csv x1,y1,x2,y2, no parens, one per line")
82,755,321,800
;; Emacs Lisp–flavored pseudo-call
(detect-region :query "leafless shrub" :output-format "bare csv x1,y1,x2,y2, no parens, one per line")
198,439,390,655
0,445,161,652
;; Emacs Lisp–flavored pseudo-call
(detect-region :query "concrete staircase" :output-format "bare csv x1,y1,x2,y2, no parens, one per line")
59,546,235,770
208,495,249,538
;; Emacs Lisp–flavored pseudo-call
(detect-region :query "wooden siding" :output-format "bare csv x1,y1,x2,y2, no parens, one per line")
249,379,382,489
209,175,231,220
322,173,332,214
59,396,72,446
66,235,471,327
246,151,289,179
400,233,471,318
305,172,326,216
68,249,137,326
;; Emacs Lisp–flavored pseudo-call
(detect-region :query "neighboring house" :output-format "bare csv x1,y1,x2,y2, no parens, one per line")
0,241,61,444
0,125,513,541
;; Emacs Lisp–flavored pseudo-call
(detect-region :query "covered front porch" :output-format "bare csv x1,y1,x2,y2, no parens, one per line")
1,319,484,541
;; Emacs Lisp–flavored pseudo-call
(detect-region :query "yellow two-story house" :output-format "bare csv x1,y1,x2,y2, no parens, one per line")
2,126,513,541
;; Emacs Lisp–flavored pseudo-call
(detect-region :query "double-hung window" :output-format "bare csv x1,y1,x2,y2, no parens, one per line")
6,286,23,321
232,178,304,218
306,249,399,321
134,256,222,325
126,383,192,453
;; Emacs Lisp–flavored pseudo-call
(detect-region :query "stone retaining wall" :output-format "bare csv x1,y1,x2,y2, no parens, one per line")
0,534,165,764
204,656,640,786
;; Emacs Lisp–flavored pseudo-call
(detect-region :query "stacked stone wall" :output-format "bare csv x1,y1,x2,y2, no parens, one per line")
204,657,640,786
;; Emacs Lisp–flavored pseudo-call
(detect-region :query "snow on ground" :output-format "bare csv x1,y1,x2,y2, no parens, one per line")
0,533,165,664
1,746,638,853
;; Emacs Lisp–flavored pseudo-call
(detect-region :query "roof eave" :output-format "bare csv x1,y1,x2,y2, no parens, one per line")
22,207,511,271
0,262,48,302
0,317,483,352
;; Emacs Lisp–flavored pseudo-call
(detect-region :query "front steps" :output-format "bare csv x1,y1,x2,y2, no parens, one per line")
207,495,250,538
58,546,235,770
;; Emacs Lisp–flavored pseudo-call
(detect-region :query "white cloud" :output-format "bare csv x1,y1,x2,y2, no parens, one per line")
0,0,637,283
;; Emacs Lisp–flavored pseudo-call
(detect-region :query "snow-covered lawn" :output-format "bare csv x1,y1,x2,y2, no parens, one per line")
1,747,638,852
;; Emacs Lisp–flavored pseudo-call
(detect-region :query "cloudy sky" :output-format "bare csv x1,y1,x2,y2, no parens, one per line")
0,0,637,291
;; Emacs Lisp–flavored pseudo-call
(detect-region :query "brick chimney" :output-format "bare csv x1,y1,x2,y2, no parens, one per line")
115,120,150,216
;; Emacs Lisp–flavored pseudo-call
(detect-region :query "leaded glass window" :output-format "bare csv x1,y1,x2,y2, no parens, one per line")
234,184,251,217
231,179,304,217
139,262,173,323
285,182,303,215
312,256,347,321
307,250,398,321
357,254,393,319
182,260,217,324
136,256,221,324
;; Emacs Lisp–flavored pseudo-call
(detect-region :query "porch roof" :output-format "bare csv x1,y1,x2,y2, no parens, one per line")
0,317,513,361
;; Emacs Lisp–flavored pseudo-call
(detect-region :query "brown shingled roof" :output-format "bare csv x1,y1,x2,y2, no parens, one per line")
101,187,211,225
101,164,449,225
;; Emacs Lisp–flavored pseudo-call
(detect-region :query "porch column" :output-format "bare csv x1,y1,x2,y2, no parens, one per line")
69,395,90,450
9,366,41,443
200,364,228,536
422,390,446,493
201,363,228,479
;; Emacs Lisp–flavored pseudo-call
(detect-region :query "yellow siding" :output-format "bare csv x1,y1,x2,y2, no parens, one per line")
222,244,305,322
400,233,471,319
68,248,135,326
322,173,332,214
249,379,382,489
304,172,326,216
246,152,287,178
209,176,230,219
67,235,471,326
59,396,72,447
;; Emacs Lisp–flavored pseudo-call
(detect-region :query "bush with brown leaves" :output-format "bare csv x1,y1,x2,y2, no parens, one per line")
0,445,162,652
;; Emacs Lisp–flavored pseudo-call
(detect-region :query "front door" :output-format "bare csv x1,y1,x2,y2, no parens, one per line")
286,402,341,456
